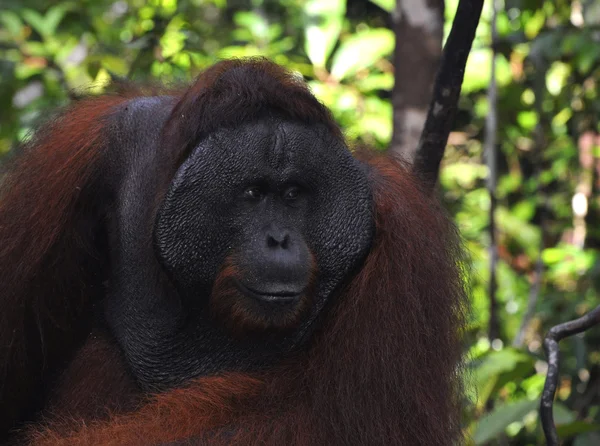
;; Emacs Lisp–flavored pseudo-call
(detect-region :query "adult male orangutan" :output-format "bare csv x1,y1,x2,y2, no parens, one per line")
0,57,466,446
0,1,485,440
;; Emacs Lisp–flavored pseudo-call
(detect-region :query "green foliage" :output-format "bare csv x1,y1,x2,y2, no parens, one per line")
473,399,538,444
0,0,395,151
2,0,600,444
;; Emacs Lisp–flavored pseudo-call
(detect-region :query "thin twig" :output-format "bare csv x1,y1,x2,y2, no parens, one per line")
541,305,600,445
412,0,484,188
485,0,499,341
513,51,549,348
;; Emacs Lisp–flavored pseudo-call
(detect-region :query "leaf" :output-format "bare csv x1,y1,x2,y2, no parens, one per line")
557,421,600,438
440,163,488,189
304,20,343,68
355,72,394,91
542,247,569,265
21,4,73,39
472,349,533,407
546,62,571,96
330,28,394,81
21,9,48,38
524,9,545,39
45,3,74,36
160,28,186,59
575,41,600,73
512,200,536,221
462,49,512,93
98,55,129,76
218,45,263,59
303,0,345,68
0,11,23,37
553,402,577,425
474,349,531,384
234,11,269,41
473,399,538,445
517,111,537,131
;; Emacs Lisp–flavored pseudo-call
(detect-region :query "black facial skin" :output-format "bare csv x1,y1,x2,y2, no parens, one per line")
101,100,374,389
223,182,315,331
235,186,313,302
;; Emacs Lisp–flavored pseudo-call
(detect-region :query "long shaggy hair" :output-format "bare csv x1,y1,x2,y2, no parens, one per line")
26,155,468,446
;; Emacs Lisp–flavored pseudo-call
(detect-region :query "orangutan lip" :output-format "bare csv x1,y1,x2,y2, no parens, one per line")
235,280,301,303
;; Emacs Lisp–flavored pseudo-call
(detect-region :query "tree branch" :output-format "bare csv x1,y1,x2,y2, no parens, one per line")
485,0,499,341
412,0,484,188
541,305,600,446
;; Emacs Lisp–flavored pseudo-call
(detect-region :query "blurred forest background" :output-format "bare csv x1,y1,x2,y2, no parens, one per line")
1,0,600,444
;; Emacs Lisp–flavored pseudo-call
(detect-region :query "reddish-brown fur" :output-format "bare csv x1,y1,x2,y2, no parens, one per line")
24,155,466,446
0,93,155,435
39,334,141,429
1,59,467,445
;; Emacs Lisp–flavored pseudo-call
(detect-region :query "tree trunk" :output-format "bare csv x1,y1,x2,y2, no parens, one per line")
390,0,444,163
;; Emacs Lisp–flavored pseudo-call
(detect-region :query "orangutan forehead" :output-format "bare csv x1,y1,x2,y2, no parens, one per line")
203,119,334,169
162,59,343,158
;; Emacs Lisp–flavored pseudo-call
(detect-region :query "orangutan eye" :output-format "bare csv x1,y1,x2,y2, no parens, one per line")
244,186,263,200
284,187,300,201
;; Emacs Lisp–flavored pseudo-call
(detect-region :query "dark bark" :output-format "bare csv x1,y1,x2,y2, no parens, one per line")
541,305,600,446
412,0,485,189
